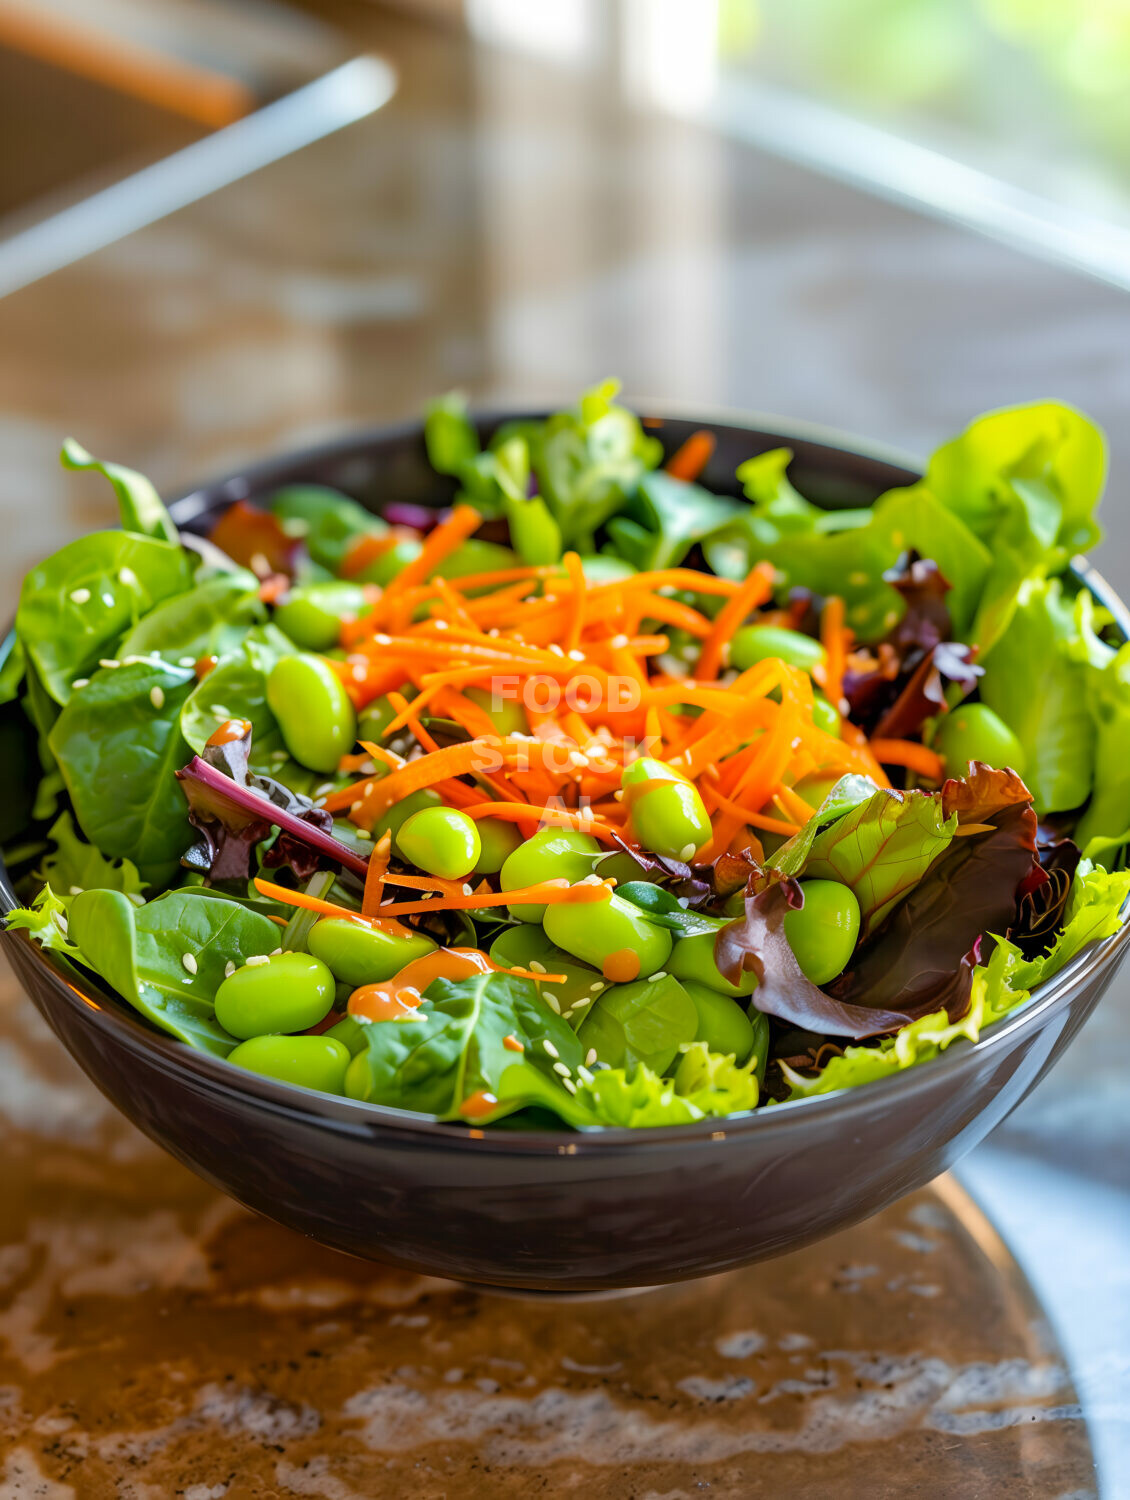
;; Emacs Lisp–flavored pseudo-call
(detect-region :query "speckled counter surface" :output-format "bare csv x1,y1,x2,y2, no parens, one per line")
0,979,1094,1498
0,6,1127,1495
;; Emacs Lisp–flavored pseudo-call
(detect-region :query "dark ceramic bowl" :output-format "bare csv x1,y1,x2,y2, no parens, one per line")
2,412,1128,1292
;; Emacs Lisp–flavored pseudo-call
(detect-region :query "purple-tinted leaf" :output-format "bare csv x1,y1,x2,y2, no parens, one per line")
176,755,367,881
714,882,913,1040
828,766,1038,1016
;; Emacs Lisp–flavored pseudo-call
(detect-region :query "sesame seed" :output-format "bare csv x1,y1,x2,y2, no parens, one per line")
118,566,138,587
249,552,271,578
69,587,91,604
528,960,546,973
351,664,367,682
611,634,629,649
181,953,198,975
224,961,236,978
562,1078,578,1094
245,954,270,967
69,885,83,896
649,971,667,982
577,1066,595,1085
354,829,371,840
488,628,500,638
313,783,334,798
547,643,564,657
542,1039,560,1058
270,947,283,957
72,679,89,689
678,843,697,861
613,789,625,802
99,659,120,670
544,994,561,1013
567,649,585,661
462,884,474,896
552,1061,571,1077
178,656,195,668
589,982,605,993
374,633,392,646
149,686,165,709
433,619,449,630
585,1048,598,1066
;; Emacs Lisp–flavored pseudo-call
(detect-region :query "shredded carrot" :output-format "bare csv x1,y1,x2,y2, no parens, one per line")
774,782,818,825
340,531,400,579
665,429,716,483
370,878,614,918
380,503,482,598
562,551,587,655
820,596,850,709
362,831,392,916
696,561,775,680
869,739,945,781
254,879,380,926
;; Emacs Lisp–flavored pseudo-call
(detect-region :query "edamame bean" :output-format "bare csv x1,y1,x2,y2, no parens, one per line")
811,693,840,737
576,973,697,1075
465,685,527,736
668,928,757,998
473,818,523,875
730,624,826,675
783,879,860,985
325,1015,368,1056
543,892,672,978
215,951,335,1039
267,653,357,773
621,756,687,788
228,1034,350,1094
308,917,437,987
680,979,755,1062
352,535,423,587
436,539,518,583
500,829,601,921
397,806,481,879
373,786,443,845
274,581,368,652
935,703,1026,777
624,770,711,862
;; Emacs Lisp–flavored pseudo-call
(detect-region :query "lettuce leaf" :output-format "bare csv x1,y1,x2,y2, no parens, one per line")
979,577,1094,813
573,1042,762,1127
4,883,82,959
782,862,1130,1100
36,812,146,902
770,785,956,938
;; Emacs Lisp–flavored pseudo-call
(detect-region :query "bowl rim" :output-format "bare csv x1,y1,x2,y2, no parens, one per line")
3,407,1128,1154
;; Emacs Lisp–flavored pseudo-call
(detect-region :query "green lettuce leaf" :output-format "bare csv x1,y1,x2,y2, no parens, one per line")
770,786,956,938
60,438,179,544
4,883,82,959
606,471,745,572
979,577,1093,813
572,1042,762,1127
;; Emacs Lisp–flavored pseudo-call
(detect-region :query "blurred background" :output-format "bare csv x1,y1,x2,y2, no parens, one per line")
0,0,1128,1485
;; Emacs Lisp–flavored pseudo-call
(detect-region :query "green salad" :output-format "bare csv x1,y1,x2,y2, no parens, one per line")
3,385,1129,1129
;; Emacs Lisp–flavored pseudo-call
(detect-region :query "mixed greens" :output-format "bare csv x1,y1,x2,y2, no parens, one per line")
3,383,1129,1130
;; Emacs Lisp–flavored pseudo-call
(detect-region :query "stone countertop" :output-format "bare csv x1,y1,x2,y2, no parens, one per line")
0,6,1127,1494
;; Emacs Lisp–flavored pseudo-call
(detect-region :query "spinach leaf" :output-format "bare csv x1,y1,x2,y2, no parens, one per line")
0,640,24,707
979,577,1093,813
37,812,146,901
60,438,178,544
49,660,197,882
17,531,192,703
118,570,263,663
575,974,699,1076
424,393,481,477
347,969,592,1124
68,888,276,1056
606,471,745,572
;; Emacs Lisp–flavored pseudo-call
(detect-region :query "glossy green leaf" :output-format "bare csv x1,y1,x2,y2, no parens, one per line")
68,888,277,1056
17,531,193,703
37,812,146,901
49,659,197,881
60,438,178,543
118,570,263,663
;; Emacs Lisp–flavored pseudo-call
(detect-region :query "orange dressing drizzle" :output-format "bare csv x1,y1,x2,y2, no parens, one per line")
460,1090,500,1120
347,947,498,1023
602,948,640,983
206,716,253,747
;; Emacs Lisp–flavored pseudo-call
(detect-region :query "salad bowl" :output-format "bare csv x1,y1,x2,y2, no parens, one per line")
2,409,1128,1291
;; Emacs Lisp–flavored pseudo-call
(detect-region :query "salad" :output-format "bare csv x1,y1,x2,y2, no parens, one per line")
3,384,1130,1131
